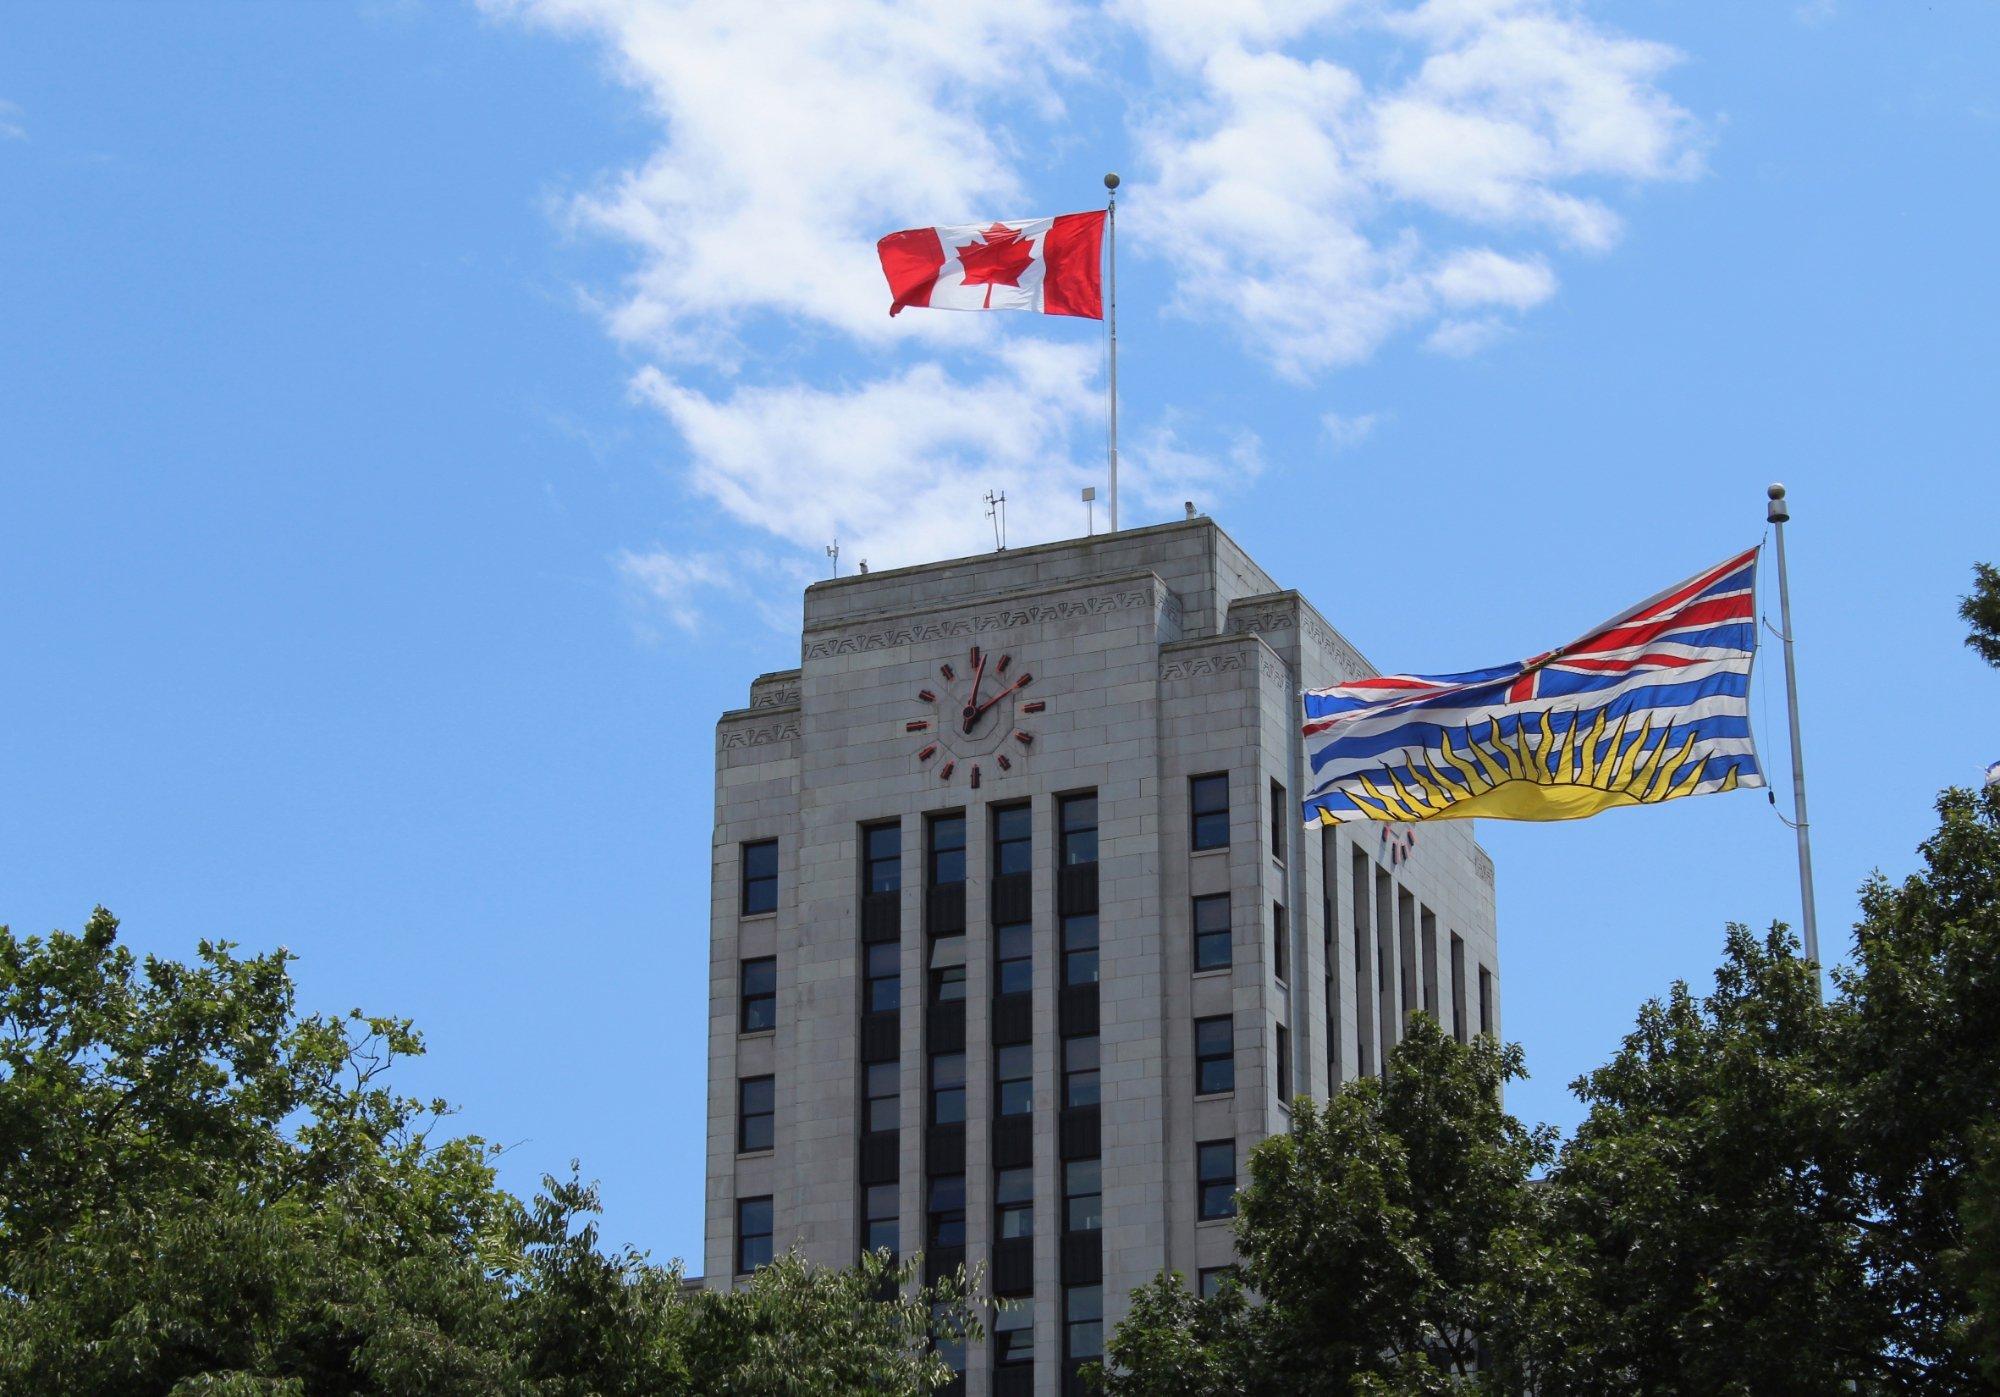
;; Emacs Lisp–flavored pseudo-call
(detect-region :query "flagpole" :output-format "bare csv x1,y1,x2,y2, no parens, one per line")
1104,172,1119,533
1767,482,1822,991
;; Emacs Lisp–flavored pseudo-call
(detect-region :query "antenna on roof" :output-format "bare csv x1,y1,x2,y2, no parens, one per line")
826,538,840,577
1082,485,1097,536
984,490,1008,551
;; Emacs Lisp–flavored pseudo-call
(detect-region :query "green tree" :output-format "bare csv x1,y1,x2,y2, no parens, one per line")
1098,1017,1553,1395
0,908,976,1395
1962,561,2000,668
1514,924,1884,1395
1839,783,2000,1387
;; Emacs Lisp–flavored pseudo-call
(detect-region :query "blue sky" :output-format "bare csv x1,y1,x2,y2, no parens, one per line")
3,0,1994,1266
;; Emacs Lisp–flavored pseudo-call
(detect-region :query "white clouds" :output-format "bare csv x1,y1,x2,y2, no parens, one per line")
1321,410,1380,450
0,100,25,142
1123,0,1699,375
486,0,1080,359
617,546,813,636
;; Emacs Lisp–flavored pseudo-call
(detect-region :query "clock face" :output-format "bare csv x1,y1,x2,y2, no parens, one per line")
907,644,1044,787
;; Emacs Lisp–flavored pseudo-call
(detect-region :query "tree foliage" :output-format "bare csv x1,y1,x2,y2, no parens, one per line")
0,909,975,1395
1962,561,2000,668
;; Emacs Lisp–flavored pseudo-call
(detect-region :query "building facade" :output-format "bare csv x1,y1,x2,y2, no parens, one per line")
705,520,1499,1396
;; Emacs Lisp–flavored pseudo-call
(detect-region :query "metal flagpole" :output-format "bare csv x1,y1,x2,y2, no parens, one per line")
1766,482,1822,991
1104,172,1119,533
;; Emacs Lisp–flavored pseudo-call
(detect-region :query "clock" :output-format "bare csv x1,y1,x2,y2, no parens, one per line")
906,644,1045,787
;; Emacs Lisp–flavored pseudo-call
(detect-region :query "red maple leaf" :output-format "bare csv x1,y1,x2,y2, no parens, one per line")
955,223,1037,306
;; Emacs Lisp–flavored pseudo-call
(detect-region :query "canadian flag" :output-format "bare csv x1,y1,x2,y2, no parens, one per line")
876,211,1105,319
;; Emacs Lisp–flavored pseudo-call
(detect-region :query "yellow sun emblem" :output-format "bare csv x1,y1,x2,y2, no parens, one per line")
1321,707,1745,824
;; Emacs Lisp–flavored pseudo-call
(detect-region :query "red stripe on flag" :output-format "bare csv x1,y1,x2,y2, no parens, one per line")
1042,210,1105,319
1615,547,1759,630
1572,593,1753,656
877,226,946,317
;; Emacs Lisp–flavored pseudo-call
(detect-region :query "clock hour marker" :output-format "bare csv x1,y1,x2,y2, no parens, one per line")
939,662,955,680
906,720,930,732
1014,731,1034,747
938,760,955,781
1016,672,1032,687
917,744,937,762
969,764,982,789
970,646,982,667
996,754,1012,771
918,688,936,703
1020,700,1045,714
996,654,1011,675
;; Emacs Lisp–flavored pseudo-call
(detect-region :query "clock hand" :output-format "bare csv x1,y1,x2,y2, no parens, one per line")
970,671,1032,721
961,649,988,732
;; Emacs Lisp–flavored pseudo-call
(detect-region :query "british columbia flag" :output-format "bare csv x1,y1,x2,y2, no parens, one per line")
1301,547,1767,826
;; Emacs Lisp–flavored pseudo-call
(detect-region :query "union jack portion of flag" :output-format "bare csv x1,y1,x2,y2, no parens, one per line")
1301,546,1767,826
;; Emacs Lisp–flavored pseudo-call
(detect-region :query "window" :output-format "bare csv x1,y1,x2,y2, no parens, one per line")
740,956,776,1033
929,1173,967,1247
996,1166,1034,1238
994,1301,1036,1366
929,935,966,1004
741,839,778,915
992,803,1032,876
1270,779,1287,863
1194,1016,1234,1095
1064,1158,1102,1232
1275,1023,1291,1104
1273,902,1289,983
1197,1140,1237,1220
1190,774,1229,851
928,813,967,886
1451,934,1468,1043
1063,1035,1099,1108
931,1051,966,1125
995,922,1032,994
864,822,902,893
995,1043,1033,1116
1479,965,1494,1037
1059,793,1098,865
863,1182,898,1257
738,1075,774,1152
865,1061,901,1133
1197,1266,1236,1300
1193,893,1231,972
864,941,901,1013
933,1301,967,1375
1061,913,1099,986
736,1196,773,1273
1065,1284,1103,1362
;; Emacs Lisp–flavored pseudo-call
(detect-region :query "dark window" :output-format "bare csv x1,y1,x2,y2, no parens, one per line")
865,941,901,1012
1063,1035,1099,1108
738,1075,774,1152
1065,1284,1103,1362
1197,1266,1235,1300
995,1165,1034,1239
1061,913,1099,986
1480,965,1494,1037
865,1061,901,1133
1271,779,1287,863
1064,1158,1102,1232
996,922,1033,994
928,814,967,887
1276,1023,1291,1104
740,956,777,1033
928,1173,966,1247
933,1301,967,1374
1190,774,1229,851
994,1300,1036,1365
1198,1140,1237,1220
993,803,1032,876
864,822,902,893
1194,1016,1234,1095
864,1182,898,1257
931,963,967,1003
931,1051,966,1125
1451,933,1468,1043
1272,902,1289,983
1193,893,1231,971
995,1043,1033,1116
1059,793,1098,866
736,1196,774,1273
742,839,778,915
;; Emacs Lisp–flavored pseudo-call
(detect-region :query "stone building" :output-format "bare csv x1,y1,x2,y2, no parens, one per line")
705,518,1499,1396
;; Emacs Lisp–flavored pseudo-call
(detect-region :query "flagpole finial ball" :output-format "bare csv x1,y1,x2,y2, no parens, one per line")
1103,172,1120,190
1767,483,1790,524
1767,483,1786,501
